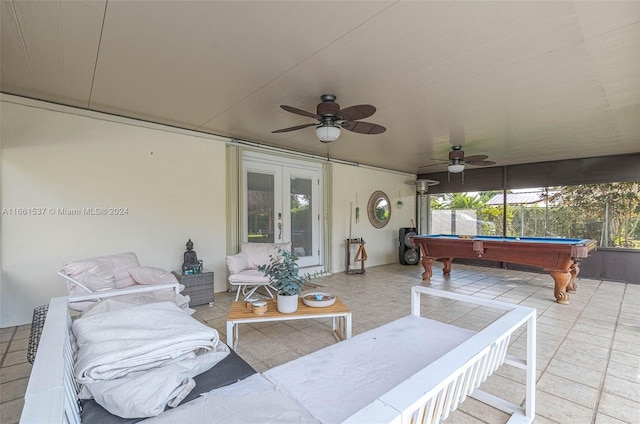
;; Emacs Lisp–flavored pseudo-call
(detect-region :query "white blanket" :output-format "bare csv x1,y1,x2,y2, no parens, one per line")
74,301,219,382
80,290,193,316
72,301,229,418
84,348,229,418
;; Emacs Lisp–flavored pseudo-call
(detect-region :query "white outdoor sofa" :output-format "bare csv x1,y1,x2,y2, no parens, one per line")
20,286,536,424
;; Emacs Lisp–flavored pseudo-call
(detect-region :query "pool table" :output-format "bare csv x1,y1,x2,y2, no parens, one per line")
410,234,597,304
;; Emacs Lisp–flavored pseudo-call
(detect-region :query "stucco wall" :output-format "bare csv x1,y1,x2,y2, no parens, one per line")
1,97,419,327
330,163,416,273
1,99,228,327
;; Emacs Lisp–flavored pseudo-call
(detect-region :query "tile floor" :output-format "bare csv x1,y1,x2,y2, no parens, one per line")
1,262,639,423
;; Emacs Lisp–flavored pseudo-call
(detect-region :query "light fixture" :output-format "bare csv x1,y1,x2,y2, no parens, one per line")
316,123,340,142
447,159,465,173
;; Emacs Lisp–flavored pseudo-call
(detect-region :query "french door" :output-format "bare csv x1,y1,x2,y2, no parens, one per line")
243,153,322,267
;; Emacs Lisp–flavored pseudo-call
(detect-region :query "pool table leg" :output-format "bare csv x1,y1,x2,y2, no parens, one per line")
420,257,453,281
421,257,435,281
441,258,452,276
567,262,580,293
549,270,571,304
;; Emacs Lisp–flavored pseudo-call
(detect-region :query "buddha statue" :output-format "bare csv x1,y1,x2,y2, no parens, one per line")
182,239,201,274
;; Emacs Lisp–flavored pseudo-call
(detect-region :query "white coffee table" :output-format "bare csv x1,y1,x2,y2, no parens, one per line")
226,297,352,350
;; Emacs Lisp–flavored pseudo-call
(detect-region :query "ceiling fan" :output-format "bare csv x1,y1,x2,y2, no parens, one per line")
420,145,496,179
272,94,386,142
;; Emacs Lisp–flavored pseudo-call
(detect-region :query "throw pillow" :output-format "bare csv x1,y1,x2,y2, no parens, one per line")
226,254,250,274
128,266,178,285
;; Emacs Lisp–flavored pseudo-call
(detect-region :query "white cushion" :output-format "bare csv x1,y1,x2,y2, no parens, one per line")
226,253,250,274
239,242,291,269
228,269,270,284
264,316,476,423
103,251,140,270
113,268,136,288
239,244,265,269
129,266,178,285
75,273,116,292
68,300,96,312
63,259,99,277
63,252,140,288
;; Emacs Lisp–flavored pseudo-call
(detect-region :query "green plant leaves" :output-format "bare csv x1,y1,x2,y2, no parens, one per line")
258,249,309,296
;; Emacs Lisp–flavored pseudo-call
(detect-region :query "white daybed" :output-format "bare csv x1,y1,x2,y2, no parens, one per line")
57,252,182,311
20,286,536,424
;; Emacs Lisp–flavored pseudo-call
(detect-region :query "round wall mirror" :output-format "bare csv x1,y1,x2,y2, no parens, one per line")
367,190,391,228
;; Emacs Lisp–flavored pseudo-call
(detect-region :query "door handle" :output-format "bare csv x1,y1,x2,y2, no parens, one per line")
278,222,282,240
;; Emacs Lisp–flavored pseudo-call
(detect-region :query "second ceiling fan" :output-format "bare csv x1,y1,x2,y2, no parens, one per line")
272,94,386,142
420,145,496,179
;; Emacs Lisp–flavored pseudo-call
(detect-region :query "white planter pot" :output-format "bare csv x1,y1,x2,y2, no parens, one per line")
277,293,298,314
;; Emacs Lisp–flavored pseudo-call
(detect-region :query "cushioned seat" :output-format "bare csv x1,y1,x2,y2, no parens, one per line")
226,242,291,301
59,251,183,311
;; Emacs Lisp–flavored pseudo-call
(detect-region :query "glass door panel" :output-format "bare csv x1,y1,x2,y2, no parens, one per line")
247,171,274,243
283,168,319,267
290,176,312,259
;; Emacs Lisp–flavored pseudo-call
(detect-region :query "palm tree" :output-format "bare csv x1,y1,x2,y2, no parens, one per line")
446,193,484,209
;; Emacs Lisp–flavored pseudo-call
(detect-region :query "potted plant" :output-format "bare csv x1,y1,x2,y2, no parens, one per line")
258,249,309,313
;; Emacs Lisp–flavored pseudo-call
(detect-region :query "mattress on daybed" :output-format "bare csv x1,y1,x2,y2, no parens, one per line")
141,374,320,424
264,314,476,424
133,315,476,424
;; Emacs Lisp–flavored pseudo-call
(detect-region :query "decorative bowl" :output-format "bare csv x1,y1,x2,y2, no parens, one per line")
302,292,336,307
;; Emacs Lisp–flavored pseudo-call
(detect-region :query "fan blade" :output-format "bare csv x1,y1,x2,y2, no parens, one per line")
341,121,386,134
338,104,376,121
463,154,489,162
428,158,450,163
272,123,317,133
280,105,320,120
466,160,496,166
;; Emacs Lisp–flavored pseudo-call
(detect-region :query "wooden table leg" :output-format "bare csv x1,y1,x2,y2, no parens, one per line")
441,258,452,276
549,270,572,304
567,262,580,293
421,257,435,281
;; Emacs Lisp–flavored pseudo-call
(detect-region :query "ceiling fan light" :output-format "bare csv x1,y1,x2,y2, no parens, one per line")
316,124,340,142
448,163,465,173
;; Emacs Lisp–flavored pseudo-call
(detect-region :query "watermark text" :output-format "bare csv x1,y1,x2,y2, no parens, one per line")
2,207,129,216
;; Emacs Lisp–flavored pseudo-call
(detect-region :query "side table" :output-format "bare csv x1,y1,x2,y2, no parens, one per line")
172,269,214,306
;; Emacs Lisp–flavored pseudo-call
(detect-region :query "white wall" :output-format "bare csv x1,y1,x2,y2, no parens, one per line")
1,99,228,327
330,163,416,273
0,97,420,327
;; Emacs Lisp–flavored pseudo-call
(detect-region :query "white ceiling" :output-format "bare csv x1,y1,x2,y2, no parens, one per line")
1,1,639,174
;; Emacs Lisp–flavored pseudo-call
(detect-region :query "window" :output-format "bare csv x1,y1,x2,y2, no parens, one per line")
429,191,501,236
428,182,640,250
544,183,639,249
